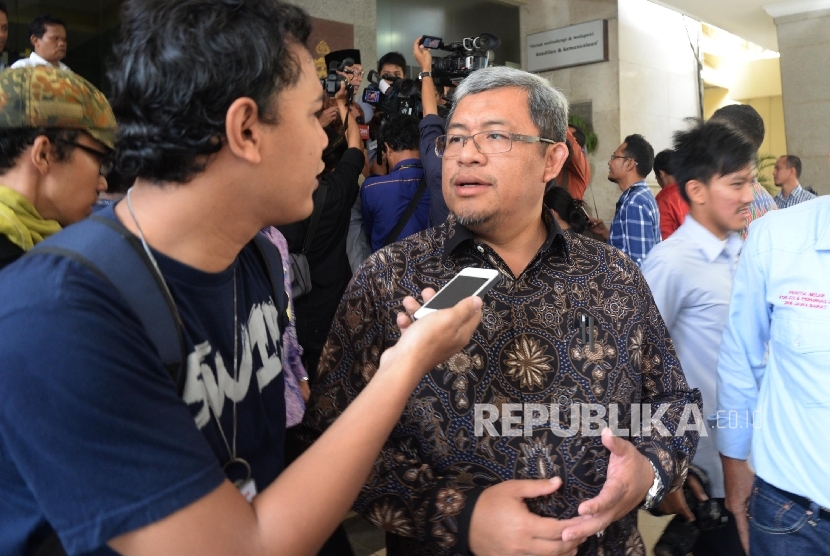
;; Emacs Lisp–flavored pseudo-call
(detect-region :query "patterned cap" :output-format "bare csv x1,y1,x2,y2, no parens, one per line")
0,67,117,149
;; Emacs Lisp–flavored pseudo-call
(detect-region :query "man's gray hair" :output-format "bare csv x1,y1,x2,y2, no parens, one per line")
447,66,568,143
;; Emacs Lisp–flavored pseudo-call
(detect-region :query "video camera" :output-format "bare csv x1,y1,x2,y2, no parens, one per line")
423,33,501,87
362,70,422,122
321,58,355,103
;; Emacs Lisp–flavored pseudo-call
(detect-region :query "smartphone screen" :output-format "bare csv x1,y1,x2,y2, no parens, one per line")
424,276,490,310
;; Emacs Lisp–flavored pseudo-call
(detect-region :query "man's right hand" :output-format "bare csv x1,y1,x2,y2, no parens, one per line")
387,289,482,378
468,478,585,556
413,37,439,117
721,455,754,553
413,36,433,70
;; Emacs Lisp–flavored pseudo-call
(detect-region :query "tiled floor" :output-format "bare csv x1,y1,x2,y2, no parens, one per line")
343,510,674,556
343,512,386,556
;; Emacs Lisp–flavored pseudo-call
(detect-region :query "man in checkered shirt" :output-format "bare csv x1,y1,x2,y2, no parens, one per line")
589,133,661,267
773,154,816,209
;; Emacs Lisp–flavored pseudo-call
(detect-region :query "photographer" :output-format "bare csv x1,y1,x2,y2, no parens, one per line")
326,48,373,122
280,80,364,384
413,36,451,226
378,51,406,81
361,113,429,251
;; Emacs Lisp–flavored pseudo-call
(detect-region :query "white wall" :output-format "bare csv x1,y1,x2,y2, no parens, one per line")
775,8,830,195
520,0,701,219
618,0,700,190
520,0,621,220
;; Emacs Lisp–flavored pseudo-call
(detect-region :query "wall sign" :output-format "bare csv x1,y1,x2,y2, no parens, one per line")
527,19,609,72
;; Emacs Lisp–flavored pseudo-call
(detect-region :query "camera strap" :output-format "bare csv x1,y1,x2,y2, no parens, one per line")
384,176,427,247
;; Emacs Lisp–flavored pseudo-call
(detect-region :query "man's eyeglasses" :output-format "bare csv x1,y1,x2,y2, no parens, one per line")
609,154,637,165
59,140,114,176
435,130,557,158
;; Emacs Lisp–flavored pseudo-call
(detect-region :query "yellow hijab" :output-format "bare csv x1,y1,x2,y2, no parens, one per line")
0,185,62,251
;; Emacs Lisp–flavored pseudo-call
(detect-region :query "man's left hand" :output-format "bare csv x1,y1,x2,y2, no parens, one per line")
561,428,654,541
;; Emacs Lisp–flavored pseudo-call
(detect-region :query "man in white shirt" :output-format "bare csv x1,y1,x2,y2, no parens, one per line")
11,14,70,71
643,119,756,556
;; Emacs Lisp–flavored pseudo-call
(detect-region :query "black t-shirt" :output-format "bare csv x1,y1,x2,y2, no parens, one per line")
279,147,364,351
0,233,25,272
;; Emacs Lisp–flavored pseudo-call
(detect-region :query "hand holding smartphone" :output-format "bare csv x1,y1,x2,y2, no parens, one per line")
413,268,499,319
420,35,443,49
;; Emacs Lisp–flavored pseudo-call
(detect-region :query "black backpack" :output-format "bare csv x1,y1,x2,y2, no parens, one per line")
24,210,288,553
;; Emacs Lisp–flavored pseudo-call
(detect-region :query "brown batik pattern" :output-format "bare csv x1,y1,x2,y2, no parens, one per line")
302,212,702,556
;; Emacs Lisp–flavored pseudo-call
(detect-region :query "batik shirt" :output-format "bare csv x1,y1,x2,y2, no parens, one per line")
743,179,777,239
303,211,701,556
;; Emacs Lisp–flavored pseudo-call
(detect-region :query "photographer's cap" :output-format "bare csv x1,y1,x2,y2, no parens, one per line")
0,67,117,149
325,48,361,67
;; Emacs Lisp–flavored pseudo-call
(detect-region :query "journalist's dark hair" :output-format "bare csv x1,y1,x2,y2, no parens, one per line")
28,14,66,40
107,0,311,184
784,154,802,178
377,113,419,153
710,104,765,149
0,2,8,18
671,120,757,204
653,149,674,178
544,186,588,233
378,51,406,74
0,128,81,173
621,134,654,177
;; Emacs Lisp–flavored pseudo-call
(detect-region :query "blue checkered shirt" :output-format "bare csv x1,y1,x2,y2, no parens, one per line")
773,184,817,209
609,181,661,267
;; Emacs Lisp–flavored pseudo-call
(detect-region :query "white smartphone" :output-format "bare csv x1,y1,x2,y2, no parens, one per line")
413,267,500,319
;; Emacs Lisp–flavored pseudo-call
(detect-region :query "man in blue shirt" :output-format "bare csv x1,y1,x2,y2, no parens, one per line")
643,120,756,556
361,113,430,251
589,134,660,266
717,195,830,555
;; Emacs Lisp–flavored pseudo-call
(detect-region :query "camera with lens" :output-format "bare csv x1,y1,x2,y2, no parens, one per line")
428,33,501,87
362,70,422,124
321,58,354,103
653,464,729,556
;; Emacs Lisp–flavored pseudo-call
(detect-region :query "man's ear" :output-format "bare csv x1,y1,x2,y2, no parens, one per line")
30,35,38,49
225,97,264,164
685,179,707,206
29,136,54,176
542,141,570,184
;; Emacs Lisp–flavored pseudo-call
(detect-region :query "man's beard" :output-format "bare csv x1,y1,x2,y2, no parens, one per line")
452,210,496,231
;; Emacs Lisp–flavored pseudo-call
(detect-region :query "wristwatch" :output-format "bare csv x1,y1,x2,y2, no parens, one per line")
418,71,432,80
642,459,664,510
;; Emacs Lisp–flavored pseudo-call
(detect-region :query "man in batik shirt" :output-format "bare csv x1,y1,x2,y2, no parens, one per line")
303,66,701,556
